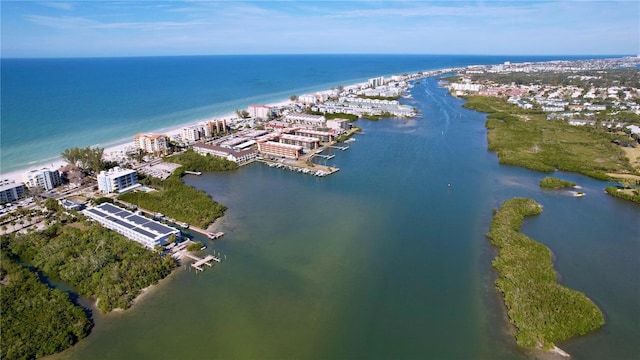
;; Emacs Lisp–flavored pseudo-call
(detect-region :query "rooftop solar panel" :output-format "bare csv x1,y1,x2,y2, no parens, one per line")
86,208,103,217
99,203,122,214
132,227,156,238
113,210,130,219
144,221,175,235
127,215,149,225
111,217,135,229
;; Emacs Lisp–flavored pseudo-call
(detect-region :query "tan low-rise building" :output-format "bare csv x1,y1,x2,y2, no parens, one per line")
257,141,303,160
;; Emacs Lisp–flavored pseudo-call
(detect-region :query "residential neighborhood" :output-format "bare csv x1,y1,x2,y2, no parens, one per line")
445,56,640,138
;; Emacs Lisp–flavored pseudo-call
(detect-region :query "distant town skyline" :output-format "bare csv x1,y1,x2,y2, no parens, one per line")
1,1,638,58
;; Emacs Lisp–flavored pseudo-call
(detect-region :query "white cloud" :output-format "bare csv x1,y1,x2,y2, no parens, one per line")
25,15,96,29
38,2,75,11
25,14,210,31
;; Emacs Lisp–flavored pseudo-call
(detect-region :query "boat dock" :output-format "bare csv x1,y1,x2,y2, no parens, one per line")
314,154,334,160
184,253,220,271
260,160,337,177
328,145,349,151
311,152,335,160
171,245,225,272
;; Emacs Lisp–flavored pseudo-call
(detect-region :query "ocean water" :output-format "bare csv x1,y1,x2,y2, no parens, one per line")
0,54,608,174
45,72,639,359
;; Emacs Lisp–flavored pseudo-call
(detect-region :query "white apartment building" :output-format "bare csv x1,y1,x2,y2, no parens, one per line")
134,133,169,154
297,95,318,104
326,119,351,132
83,203,180,249
449,83,481,92
181,126,202,143
368,76,385,88
247,105,272,119
0,179,26,204
283,113,327,128
97,167,139,194
192,143,258,165
23,167,61,191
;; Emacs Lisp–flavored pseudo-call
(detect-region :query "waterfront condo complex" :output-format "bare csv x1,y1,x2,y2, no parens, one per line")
83,203,180,249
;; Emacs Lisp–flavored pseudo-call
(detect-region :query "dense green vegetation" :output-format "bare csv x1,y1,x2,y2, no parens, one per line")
357,94,401,101
1,251,92,360
306,109,359,122
605,186,640,204
168,149,239,172
334,126,361,143
3,224,177,313
186,241,204,251
361,111,396,121
120,150,234,228
463,95,635,180
487,198,605,349
120,172,227,228
438,75,460,82
328,113,358,122
60,146,110,174
539,177,576,189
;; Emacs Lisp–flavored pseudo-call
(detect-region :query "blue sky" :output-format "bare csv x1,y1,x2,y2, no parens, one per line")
2,1,638,58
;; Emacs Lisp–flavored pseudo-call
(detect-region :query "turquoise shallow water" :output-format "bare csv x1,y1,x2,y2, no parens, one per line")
1,54,608,174
48,77,639,359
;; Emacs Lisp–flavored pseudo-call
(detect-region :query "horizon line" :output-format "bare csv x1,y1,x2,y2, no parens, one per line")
1,53,637,61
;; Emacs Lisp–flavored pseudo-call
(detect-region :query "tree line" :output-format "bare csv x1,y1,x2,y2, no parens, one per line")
1,244,92,360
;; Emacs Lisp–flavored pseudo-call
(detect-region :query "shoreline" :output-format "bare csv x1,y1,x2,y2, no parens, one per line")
0,82,371,184
0,101,290,184
2,60,467,182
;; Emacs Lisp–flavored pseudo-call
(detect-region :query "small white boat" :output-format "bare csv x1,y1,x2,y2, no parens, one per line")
208,232,225,240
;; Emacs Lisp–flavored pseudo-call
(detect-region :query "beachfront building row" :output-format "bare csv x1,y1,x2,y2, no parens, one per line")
283,113,327,128
83,203,180,249
97,167,139,194
312,96,415,118
357,86,403,98
312,102,414,118
134,133,169,154
297,95,318,105
0,179,27,204
180,120,228,143
368,76,385,88
23,167,61,191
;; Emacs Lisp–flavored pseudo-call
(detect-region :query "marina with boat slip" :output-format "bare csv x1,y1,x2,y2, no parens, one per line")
255,138,355,176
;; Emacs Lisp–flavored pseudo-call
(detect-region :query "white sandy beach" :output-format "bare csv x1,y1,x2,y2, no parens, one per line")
0,97,296,184
2,72,415,185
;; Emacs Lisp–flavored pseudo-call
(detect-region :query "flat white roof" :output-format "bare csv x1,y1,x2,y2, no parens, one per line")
262,141,303,150
84,203,179,239
280,134,319,143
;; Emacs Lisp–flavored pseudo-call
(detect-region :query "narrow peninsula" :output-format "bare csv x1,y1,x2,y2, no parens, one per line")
487,198,605,351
